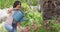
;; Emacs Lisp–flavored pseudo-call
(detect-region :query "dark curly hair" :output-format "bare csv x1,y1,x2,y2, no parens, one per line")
13,1,21,8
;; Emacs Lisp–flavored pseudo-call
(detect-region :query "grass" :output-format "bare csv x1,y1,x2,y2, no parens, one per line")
0,22,7,32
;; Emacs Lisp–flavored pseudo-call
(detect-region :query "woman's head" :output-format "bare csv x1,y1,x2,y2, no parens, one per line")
13,1,21,9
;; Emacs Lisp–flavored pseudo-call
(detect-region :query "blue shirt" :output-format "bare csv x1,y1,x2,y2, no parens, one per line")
12,9,24,22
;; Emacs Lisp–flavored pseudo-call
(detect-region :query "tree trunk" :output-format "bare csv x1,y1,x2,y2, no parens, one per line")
40,0,60,32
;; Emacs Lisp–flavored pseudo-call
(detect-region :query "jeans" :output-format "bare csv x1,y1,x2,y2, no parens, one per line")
5,21,17,32
12,20,17,32
5,24,13,32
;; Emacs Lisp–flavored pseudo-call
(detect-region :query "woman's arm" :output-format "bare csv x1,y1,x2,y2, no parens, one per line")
17,22,21,28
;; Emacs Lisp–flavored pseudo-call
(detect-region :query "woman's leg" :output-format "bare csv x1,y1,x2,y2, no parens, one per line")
12,20,17,32
8,31,12,32
12,24,17,32
5,24,13,32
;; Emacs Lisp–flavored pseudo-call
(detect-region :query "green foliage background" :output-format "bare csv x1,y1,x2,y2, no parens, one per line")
0,0,60,32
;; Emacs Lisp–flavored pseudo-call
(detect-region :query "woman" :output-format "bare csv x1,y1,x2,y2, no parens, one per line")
5,1,23,32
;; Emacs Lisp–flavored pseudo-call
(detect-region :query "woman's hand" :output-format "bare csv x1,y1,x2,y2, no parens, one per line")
7,8,13,14
17,22,21,29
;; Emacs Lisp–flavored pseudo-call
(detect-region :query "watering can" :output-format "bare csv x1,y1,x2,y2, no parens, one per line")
12,10,24,22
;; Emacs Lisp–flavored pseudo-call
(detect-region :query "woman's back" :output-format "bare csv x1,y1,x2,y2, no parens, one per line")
5,9,14,25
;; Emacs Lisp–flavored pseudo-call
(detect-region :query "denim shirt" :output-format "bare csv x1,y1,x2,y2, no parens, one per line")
12,9,25,22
